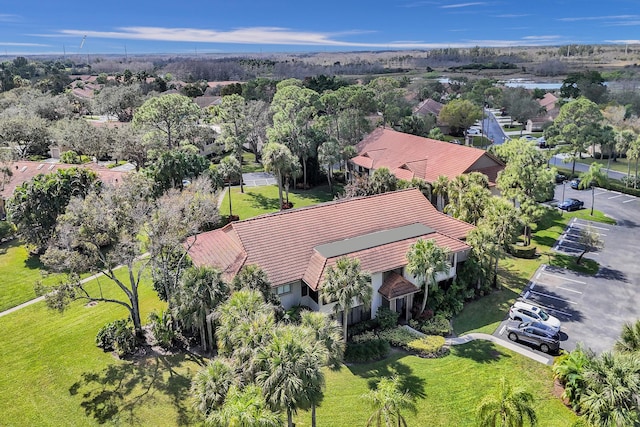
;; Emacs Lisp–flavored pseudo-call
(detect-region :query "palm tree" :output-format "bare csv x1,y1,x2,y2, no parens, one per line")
479,197,521,286
431,175,449,211
256,325,326,427
262,142,298,210
191,358,235,416
476,377,537,427
231,264,279,305
173,266,229,352
552,347,592,410
300,311,345,370
321,257,372,341
578,162,607,216
218,155,242,218
215,290,276,379
363,376,417,427
614,320,640,353
405,238,451,315
207,385,282,427
579,351,640,427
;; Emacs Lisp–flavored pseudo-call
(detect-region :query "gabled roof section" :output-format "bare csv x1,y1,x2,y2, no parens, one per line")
188,188,474,287
414,98,444,117
379,272,420,300
353,128,504,185
304,231,469,291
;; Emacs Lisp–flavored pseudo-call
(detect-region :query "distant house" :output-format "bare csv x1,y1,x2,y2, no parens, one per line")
186,189,473,323
526,93,559,132
413,98,444,119
0,161,127,217
349,128,504,187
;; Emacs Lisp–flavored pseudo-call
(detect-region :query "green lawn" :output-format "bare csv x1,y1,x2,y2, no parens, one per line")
0,239,67,312
453,208,612,336
295,344,577,426
220,184,338,220
1,279,576,427
580,156,636,175
0,268,204,427
241,151,265,173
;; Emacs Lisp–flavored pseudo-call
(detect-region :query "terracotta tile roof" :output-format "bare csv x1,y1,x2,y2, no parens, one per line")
414,98,444,117
378,272,420,300
539,93,558,112
0,161,127,200
304,231,469,291
353,128,504,185
187,188,474,287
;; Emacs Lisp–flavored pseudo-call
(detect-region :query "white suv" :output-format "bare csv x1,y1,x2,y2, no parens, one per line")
508,301,561,331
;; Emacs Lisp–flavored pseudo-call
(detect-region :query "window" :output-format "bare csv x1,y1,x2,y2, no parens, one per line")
275,284,291,295
301,284,308,297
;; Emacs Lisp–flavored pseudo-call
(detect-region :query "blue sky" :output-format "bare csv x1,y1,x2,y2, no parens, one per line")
1,0,640,55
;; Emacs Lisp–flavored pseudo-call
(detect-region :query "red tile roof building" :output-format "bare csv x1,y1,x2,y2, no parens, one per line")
187,188,473,321
0,161,127,216
350,128,504,186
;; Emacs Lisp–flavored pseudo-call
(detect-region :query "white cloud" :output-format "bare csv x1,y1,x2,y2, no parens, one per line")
0,14,19,22
494,14,529,18
558,15,639,22
440,2,486,9
0,42,48,47
38,25,564,50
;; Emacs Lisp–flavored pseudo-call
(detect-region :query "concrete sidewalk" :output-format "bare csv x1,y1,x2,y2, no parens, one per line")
445,333,554,365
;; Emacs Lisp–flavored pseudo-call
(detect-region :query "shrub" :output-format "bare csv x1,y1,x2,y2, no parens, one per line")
407,335,448,358
96,319,137,357
344,339,390,363
509,245,537,259
148,310,178,349
0,220,15,240
60,150,81,164
378,327,422,348
375,307,400,330
419,314,452,336
351,331,378,343
348,319,379,338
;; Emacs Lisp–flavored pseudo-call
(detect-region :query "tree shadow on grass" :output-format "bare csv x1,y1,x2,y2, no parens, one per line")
348,352,427,399
69,351,204,425
247,192,280,211
451,340,512,364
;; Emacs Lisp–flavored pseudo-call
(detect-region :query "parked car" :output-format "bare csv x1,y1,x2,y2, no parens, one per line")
537,137,547,148
522,135,537,141
467,128,481,135
507,322,560,354
508,301,561,331
558,198,584,211
555,173,567,183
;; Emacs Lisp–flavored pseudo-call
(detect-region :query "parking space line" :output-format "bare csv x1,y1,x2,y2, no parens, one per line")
608,194,624,199
571,223,610,231
623,199,636,204
610,190,621,195
558,286,582,294
594,191,608,196
529,290,577,304
539,272,586,284
544,307,573,318
499,325,506,335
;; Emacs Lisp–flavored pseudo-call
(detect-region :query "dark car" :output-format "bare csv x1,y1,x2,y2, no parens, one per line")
555,173,567,184
558,198,584,211
507,322,560,354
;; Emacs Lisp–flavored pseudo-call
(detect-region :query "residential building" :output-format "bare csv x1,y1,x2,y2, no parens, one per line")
186,188,473,323
526,92,559,132
0,161,126,217
349,128,504,187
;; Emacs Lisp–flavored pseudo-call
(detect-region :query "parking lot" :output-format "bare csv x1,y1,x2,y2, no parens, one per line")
494,184,640,358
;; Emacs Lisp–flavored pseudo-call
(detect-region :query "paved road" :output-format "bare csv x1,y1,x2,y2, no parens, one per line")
481,110,509,145
549,155,627,180
242,172,276,187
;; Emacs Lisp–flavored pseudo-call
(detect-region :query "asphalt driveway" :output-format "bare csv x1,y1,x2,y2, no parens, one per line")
497,184,640,356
